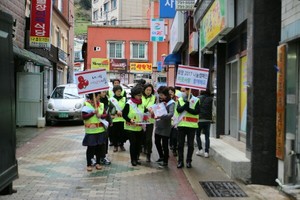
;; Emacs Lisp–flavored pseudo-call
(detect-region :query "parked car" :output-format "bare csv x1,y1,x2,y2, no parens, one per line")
108,82,131,98
46,84,86,125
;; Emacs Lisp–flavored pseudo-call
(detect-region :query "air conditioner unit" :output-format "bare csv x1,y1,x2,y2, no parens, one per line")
94,46,101,51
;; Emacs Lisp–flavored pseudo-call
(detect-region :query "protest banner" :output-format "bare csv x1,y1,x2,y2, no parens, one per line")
75,69,109,95
175,65,209,90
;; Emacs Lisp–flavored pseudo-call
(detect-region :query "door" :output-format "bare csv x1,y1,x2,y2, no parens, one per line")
226,61,239,138
16,72,43,126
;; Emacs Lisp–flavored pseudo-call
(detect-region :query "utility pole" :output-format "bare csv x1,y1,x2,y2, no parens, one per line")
151,0,157,85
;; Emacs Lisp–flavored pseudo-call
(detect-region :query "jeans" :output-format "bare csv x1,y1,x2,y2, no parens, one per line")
196,122,211,153
177,127,196,163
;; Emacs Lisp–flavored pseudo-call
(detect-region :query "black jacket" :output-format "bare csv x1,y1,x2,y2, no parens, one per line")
198,94,213,121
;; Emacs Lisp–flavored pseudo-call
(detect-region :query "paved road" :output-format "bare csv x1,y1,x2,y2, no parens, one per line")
1,125,198,200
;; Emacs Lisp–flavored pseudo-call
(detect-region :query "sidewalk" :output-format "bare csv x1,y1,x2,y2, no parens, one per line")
1,126,292,199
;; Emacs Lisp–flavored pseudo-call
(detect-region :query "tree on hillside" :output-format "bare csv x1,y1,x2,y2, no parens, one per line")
79,0,91,10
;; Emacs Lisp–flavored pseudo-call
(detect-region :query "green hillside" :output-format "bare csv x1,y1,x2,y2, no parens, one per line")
74,0,91,38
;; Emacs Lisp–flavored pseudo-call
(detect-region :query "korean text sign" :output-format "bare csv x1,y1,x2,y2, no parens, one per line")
150,18,165,42
75,69,109,95
175,65,209,90
159,0,176,18
129,63,152,73
30,0,52,48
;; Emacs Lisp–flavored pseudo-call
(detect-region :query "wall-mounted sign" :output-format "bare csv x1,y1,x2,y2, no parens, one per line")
200,0,234,50
160,0,176,18
110,59,127,72
176,0,195,11
91,58,110,71
129,63,152,73
189,32,198,54
30,0,52,48
150,18,165,42
170,12,184,53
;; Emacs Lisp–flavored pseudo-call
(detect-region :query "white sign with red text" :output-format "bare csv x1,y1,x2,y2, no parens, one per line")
175,65,209,90
75,69,109,95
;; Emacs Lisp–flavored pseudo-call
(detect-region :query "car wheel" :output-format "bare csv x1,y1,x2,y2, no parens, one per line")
46,119,52,126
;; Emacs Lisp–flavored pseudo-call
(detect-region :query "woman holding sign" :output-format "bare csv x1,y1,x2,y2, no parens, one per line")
109,85,127,152
82,92,108,172
122,86,145,166
175,87,200,169
154,86,175,167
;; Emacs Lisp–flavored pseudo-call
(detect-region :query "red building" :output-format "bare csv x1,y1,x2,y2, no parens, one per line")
86,25,169,85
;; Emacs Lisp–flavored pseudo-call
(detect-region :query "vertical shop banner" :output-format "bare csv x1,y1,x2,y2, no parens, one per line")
30,0,52,48
150,18,165,42
75,69,109,95
239,56,247,133
175,65,209,90
159,0,176,18
276,44,286,160
129,63,152,73
110,59,127,72
91,58,110,71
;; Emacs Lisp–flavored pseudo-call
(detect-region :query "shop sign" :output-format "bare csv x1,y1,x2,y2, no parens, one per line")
150,18,165,42
91,58,110,71
110,59,127,72
159,0,176,18
170,12,184,53
175,65,209,90
276,44,286,160
129,63,152,73
200,0,234,50
30,0,52,48
176,0,195,11
239,56,247,133
189,32,198,54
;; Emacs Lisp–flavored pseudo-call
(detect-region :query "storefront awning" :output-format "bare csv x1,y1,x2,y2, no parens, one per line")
13,45,52,66
163,53,181,65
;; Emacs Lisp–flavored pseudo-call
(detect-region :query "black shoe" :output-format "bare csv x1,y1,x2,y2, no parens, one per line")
177,162,184,168
156,158,163,163
186,162,192,168
136,161,141,165
146,154,151,162
131,161,137,166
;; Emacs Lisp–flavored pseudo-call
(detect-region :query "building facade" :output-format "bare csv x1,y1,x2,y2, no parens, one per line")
91,0,149,27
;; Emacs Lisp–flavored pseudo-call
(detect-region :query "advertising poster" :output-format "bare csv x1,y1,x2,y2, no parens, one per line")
239,56,247,132
150,18,165,42
110,59,127,72
129,63,152,73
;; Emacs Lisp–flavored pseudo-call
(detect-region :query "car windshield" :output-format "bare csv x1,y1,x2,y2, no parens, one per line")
51,86,84,99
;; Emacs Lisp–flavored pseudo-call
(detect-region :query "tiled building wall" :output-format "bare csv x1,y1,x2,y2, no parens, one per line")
281,0,300,41
0,0,25,48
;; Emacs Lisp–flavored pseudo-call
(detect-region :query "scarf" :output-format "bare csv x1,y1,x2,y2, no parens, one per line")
113,95,124,101
130,97,142,105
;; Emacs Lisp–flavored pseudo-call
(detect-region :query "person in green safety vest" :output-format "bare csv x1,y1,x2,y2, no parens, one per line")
122,86,144,166
175,87,200,169
142,83,157,162
109,85,127,152
108,79,126,98
82,92,109,172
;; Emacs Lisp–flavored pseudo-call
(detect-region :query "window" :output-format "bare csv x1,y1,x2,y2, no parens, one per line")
111,0,117,9
111,18,117,25
107,41,124,58
93,10,98,21
104,2,109,13
56,30,61,48
57,0,62,12
130,42,148,60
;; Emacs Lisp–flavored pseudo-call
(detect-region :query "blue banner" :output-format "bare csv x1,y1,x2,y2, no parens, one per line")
159,0,176,18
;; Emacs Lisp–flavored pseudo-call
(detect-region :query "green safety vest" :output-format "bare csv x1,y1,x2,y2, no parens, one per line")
83,101,105,134
124,100,144,132
176,96,199,128
142,95,156,124
110,96,126,123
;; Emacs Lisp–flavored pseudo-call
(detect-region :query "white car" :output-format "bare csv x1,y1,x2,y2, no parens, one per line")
46,84,86,125
109,82,131,98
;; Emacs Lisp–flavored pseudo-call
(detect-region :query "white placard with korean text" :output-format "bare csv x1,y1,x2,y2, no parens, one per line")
175,65,209,90
75,69,109,95
151,102,168,117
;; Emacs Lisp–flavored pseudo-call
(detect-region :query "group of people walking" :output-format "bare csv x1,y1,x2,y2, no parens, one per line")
81,79,213,171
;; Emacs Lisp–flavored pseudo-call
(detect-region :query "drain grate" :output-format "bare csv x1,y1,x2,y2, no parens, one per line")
200,181,248,197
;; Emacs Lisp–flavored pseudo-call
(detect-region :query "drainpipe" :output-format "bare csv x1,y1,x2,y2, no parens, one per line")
275,178,300,190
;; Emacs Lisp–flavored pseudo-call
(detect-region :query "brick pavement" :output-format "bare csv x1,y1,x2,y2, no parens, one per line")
1,126,198,200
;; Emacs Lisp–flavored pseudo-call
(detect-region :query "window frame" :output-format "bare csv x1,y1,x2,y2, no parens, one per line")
106,41,125,59
130,41,148,60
